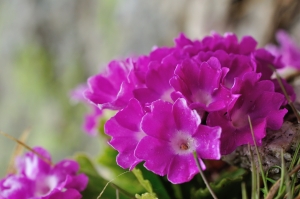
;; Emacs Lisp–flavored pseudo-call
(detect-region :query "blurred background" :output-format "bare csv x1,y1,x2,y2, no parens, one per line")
1,0,300,177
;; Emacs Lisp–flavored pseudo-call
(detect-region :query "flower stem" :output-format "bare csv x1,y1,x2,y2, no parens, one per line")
247,115,268,194
193,152,218,199
269,64,300,123
111,183,135,199
241,182,248,199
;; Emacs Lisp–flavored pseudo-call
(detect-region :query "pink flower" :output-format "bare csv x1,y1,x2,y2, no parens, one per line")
70,84,102,136
133,53,179,106
135,98,221,184
84,32,291,184
84,59,137,110
266,30,300,69
105,98,146,170
170,57,237,112
207,72,287,154
0,147,88,199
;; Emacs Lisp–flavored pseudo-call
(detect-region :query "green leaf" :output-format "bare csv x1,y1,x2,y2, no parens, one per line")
192,168,248,199
133,164,170,199
97,145,144,194
74,153,132,199
132,168,154,194
135,193,158,199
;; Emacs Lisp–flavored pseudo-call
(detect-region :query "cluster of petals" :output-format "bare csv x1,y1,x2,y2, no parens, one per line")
266,30,300,69
83,32,291,183
0,147,88,199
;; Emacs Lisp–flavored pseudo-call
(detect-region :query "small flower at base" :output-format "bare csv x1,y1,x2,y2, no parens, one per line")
0,147,88,199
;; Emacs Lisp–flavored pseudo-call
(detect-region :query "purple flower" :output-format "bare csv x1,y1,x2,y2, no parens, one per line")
177,32,281,80
175,32,258,56
81,107,102,136
253,48,283,80
105,98,146,170
0,147,88,199
207,72,287,155
84,59,137,110
272,78,296,105
170,57,237,112
135,98,221,184
193,50,255,88
201,33,257,55
70,84,102,136
266,30,300,69
84,32,292,182
133,53,179,106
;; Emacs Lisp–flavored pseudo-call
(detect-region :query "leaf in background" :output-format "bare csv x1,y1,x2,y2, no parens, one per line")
192,168,248,199
74,153,132,199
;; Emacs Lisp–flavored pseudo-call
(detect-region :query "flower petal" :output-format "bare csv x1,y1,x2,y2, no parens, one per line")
167,154,199,184
135,136,173,176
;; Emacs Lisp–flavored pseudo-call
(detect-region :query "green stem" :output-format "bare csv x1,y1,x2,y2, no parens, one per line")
249,145,257,199
193,152,218,199
247,116,268,194
266,163,300,199
268,65,300,123
116,189,119,199
289,158,300,198
289,140,300,171
241,182,248,199
111,183,136,199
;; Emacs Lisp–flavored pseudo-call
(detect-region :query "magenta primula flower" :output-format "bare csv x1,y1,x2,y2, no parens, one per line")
177,32,282,80
0,147,88,199
70,84,102,136
175,32,258,56
192,50,256,88
135,98,221,184
272,78,296,106
84,59,137,110
133,53,179,106
105,98,146,170
83,32,292,185
266,30,300,69
201,33,257,55
170,57,237,112
207,72,287,155
81,107,102,136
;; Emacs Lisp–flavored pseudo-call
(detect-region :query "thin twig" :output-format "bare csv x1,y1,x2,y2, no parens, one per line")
97,171,132,199
0,131,53,166
241,182,248,199
269,65,300,123
193,152,218,199
249,144,257,199
111,183,136,199
248,115,268,194
6,128,30,174
116,189,119,199
266,163,300,199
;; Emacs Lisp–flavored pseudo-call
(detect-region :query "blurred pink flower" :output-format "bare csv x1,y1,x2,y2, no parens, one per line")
0,147,88,199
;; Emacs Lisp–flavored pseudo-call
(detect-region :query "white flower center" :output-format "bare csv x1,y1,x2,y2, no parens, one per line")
170,131,196,155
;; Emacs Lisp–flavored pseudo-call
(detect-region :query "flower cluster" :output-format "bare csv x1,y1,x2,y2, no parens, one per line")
0,147,88,199
84,32,291,183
